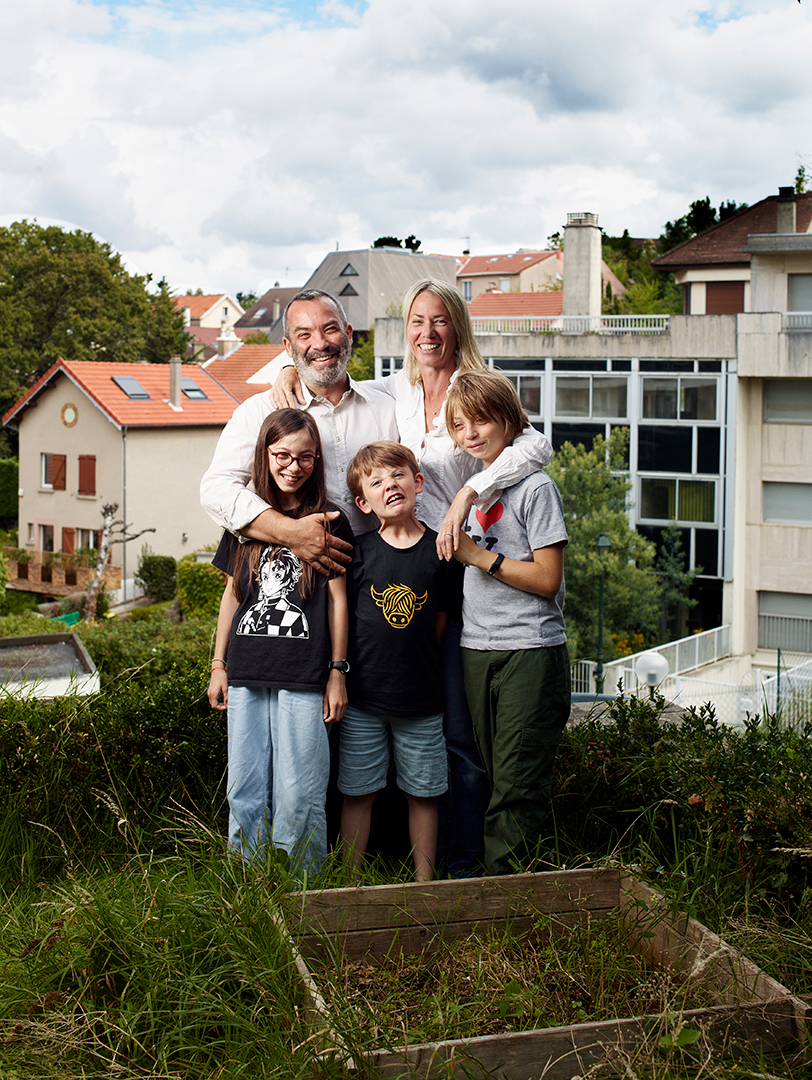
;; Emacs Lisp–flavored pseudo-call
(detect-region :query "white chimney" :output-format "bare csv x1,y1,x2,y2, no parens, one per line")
776,186,797,234
273,298,281,323
170,355,182,408
563,212,602,320
216,321,241,357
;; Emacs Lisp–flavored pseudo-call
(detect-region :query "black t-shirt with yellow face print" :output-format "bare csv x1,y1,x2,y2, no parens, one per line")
348,527,461,718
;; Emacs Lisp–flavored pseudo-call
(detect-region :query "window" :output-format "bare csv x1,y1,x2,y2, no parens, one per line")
340,263,358,276
555,376,627,419
223,306,229,318
764,379,812,422
638,427,692,472
40,524,54,553
505,375,541,415
551,422,603,453
339,283,358,296
642,377,716,421
79,528,99,550
252,308,266,320
763,482,812,523
462,280,472,302
41,453,66,490
26,523,34,544
788,274,812,311
112,375,150,400
759,590,812,651
78,455,96,496
705,281,745,315
499,278,511,291
181,378,208,401
640,478,715,523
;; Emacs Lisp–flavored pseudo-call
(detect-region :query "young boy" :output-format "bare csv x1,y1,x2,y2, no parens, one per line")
444,370,570,877
341,441,456,881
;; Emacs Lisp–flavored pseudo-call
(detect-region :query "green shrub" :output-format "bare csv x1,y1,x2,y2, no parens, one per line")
0,589,39,616
177,556,224,620
0,664,225,883
135,549,177,601
0,457,18,519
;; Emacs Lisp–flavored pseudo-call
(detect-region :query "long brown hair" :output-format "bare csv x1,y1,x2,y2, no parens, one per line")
230,409,330,600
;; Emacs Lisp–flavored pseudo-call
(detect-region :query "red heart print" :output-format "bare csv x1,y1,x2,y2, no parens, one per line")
475,501,503,533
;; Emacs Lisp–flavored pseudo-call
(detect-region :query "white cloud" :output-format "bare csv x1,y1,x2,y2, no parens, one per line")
2,0,811,292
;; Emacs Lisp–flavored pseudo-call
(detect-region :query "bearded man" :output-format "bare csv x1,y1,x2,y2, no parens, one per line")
201,290,397,570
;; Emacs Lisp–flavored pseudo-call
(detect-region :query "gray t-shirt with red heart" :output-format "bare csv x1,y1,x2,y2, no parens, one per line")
460,471,568,651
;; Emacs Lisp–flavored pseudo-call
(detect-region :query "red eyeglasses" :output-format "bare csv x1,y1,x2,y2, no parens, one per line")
267,449,319,470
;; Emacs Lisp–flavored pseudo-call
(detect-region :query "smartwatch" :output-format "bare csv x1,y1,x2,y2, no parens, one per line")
486,553,505,577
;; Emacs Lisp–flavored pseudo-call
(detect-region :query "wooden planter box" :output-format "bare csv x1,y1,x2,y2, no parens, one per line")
280,869,809,1079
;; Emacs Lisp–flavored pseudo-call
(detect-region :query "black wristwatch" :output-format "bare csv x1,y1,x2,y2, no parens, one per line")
486,553,505,577
328,660,350,674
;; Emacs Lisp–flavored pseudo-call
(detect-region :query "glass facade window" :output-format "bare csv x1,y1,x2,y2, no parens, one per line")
697,427,721,473
764,379,812,422
592,377,627,418
555,377,589,416
642,378,678,418
694,529,718,576
640,478,675,519
678,481,715,522
638,426,692,472
517,375,541,415
551,423,603,453
680,379,716,420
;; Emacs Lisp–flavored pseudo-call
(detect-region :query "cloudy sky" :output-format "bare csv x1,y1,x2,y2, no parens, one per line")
3,0,811,297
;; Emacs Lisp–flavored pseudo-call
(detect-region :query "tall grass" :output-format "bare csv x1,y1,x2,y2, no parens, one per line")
1,681,811,1079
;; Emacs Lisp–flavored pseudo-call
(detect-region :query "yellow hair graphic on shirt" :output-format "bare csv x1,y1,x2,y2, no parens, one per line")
371,583,428,628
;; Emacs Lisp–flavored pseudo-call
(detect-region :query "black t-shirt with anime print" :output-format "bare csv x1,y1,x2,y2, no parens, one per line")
212,507,354,692
347,526,462,718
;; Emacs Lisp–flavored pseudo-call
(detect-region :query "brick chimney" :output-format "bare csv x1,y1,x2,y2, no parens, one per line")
776,186,797,234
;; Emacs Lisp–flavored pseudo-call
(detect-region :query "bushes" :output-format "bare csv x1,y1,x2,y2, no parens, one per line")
177,556,224,620
0,457,18,518
135,549,177,602
0,665,226,883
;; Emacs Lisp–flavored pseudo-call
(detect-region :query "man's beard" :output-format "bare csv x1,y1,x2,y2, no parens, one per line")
290,337,352,390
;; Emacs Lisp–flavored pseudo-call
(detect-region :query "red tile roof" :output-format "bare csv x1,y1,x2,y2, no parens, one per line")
3,360,240,429
204,345,286,403
186,325,254,348
173,294,239,321
458,250,559,277
653,193,812,270
468,291,564,317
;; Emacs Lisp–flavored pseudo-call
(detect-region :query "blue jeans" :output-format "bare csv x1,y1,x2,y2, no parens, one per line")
437,621,491,876
227,685,330,873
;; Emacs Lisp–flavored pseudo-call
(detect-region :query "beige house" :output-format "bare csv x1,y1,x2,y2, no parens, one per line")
3,359,241,598
173,293,244,331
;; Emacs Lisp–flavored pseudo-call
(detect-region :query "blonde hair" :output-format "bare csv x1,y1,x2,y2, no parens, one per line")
401,279,486,386
446,370,529,446
347,441,420,502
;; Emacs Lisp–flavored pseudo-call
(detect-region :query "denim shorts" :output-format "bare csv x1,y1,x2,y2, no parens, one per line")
338,704,448,798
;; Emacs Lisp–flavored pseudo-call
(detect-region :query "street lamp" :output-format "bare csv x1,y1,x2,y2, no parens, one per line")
595,533,612,693
634,651,670,698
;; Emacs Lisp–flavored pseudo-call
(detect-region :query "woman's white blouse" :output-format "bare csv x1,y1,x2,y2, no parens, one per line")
381,369,553,532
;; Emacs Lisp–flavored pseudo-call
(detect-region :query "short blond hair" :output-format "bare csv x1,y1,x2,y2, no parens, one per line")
402,279,486,385
446,370,529,446
347,441,420,501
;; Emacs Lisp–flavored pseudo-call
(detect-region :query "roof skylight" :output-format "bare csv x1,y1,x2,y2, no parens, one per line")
112,375,150,400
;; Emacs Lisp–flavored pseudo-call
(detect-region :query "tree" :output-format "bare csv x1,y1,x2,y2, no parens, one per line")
654,522,700,639
659,197,748,251
242,330,270,345
236,290,258,310
544,429,661,664
83,503,155,620
0,222,189,413
372,234,422,252
347,330,374,381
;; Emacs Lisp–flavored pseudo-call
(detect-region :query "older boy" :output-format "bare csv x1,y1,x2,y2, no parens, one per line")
340,442,458,881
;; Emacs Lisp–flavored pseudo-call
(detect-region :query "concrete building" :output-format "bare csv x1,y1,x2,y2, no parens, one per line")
376,204,812,659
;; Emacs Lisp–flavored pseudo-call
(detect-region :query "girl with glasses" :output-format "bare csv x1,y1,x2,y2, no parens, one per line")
207,409,353,873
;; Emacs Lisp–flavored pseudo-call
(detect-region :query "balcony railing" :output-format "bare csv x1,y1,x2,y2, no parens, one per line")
471,314,671,336
782,311,812,331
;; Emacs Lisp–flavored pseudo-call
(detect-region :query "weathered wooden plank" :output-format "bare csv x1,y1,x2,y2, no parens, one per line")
365,1001,803,1080
297,908,618,967
283,868,619,936
619,876,798,1005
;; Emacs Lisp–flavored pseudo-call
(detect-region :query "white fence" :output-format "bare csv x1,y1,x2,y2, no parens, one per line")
471,314,671,336
761,657,812,732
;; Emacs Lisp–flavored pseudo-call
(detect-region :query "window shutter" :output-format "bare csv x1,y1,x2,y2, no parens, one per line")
52,455,67,491
78,455,96,496
705,281,744,315
62,527,75,554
